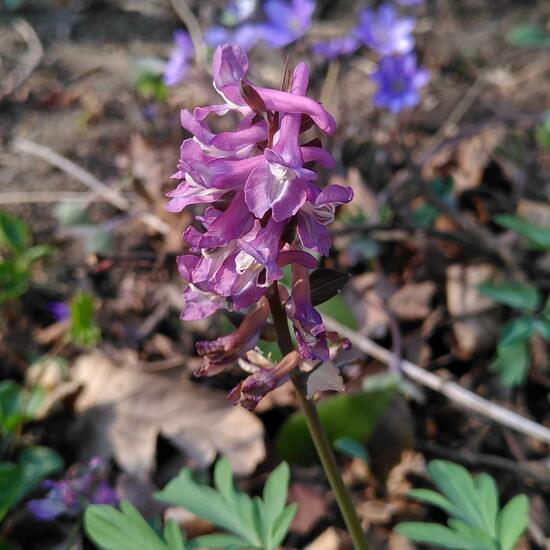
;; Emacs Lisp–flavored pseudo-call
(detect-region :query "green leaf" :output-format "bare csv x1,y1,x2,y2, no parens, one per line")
16,446,63,502
478,281,540,311
164,519,186,550
407,489,455,515
155,470,253,543
533,317,550,340
498,316,534,347
427,461,484,531
506,24,550,47
270,504,297,550
316,294,357,330
187,534,254,549
20,244,52,264
475,473,499,538
333,437,369,462
446,519,498,549
0,463,24,521
496,494,529,550
490,340,530,386
495,214,550,250
276,382,395,465
0,259,30,302
84,501,170,550
394,522,484,549
69,290,101,347
0,212,29,255
262,462,290,549
213,457,237,506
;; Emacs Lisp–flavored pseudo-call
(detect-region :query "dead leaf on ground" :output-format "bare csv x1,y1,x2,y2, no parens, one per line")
288,483,330,535
422,126,505,192
446,263,502,355
73,350,265,476
388,281,437,322
304,527,342,550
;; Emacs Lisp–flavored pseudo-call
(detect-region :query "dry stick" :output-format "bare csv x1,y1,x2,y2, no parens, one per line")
169,0,208,71
13,139,169,235
268,284,370,550
0,191,102,204
324,316,550,445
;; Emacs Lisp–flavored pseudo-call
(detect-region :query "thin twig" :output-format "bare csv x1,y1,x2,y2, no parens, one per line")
0,191,107,204
324,316,550,445
169,0,208,71
13,139,169,235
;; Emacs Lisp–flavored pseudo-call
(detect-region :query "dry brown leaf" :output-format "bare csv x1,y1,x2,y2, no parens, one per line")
73,350,265,476
388,282,437,322
304,527,342,550
446,264,502,355
306,362,345,398
288,483,329,535
422,126,505,192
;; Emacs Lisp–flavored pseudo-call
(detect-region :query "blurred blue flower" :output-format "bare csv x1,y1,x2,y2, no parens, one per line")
205,23,262,51
395,0,424,5
163,30,194,87
47,301,70,322
27,457,118,522
260,0,315,48
356,3,415,55
371,53,429,113
311,33,360,60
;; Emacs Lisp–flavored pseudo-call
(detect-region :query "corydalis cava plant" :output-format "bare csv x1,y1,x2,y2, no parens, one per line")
167,44,352,410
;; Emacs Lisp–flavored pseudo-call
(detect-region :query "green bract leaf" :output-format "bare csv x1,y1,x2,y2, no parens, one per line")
0,212,29,255
495,214,550,250
496,494,529,550
84,501,177,550
270,504,297,550
164,519,186,550
478,281,540,311
262,462,290,549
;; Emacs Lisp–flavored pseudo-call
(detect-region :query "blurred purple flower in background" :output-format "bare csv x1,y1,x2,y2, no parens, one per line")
356,2,415,55
395,0,424,5
27,457,118,521
205,23,262,51
312,33,360,60
260,0,315,47
371,53,429,113
47,301,70,322
163,30,194,87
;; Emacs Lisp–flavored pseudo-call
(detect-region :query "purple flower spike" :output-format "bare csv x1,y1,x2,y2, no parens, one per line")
166,44,353,406
356,3,415,55
371,53,430,113
260,0,315,48
163,30,194,87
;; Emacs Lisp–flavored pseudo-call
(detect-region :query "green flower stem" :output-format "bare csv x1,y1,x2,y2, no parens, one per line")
267,283,370,550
